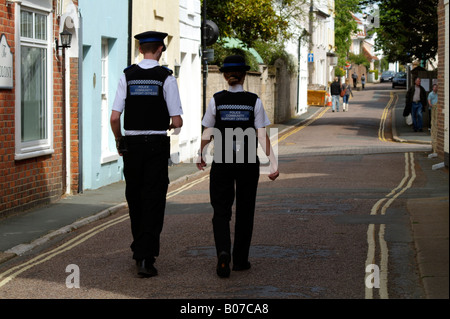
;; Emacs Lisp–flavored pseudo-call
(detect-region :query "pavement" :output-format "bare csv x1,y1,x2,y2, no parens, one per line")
0,85,448,299
390,86,449,299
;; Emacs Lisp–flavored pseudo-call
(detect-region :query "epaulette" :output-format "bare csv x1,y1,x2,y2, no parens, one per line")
161,66,173,75
123,64,136,72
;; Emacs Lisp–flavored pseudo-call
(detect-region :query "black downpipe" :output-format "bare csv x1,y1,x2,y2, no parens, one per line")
78,10,83,194
202,0,207,117
297,36,301,115
128,0,132,65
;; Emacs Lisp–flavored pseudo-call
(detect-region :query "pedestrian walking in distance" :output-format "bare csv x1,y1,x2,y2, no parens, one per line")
330,77,342,112
341,79,354,112
110,31,183,278
361,74,366,90
405,77,427,132
197,55,279,278
351,71,358,89
428,84,438,143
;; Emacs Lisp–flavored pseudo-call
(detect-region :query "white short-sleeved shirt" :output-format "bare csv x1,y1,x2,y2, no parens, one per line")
202,85,270,129
112,59,183,135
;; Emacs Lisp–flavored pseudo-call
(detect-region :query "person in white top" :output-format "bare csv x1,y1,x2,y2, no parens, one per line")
111,59,183,137
197,55,279,278
110,31,183,278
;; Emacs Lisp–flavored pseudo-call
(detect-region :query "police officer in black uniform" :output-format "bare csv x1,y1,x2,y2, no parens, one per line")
110,31,183,277
197,55,279,278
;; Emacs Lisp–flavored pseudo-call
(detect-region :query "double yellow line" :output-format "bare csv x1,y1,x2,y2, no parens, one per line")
166,174,209,199
0,107,329,288
379,92,398,142
0,175,210,288
365,152,416,299
0,213,129,288
274,106,330,146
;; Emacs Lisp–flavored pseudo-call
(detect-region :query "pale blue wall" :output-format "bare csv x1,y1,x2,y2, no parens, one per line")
79,0,128,190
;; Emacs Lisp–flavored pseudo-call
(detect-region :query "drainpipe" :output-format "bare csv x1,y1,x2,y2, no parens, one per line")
128,0,132,65
64,44,71,195
308,0,314,86
297,35,301,115
202,0,207,117
78,9,83,194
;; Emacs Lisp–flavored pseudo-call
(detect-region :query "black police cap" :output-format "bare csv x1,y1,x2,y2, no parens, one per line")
219,55,251,73
135,31,168,51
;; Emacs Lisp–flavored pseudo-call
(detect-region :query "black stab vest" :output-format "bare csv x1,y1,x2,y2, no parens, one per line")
124,65,171,131
213,90,258,163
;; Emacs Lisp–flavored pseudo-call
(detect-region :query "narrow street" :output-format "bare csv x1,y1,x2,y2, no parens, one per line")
0,83,442,306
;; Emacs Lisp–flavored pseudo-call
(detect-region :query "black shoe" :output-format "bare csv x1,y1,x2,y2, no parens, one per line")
232,261,251,271
216,252,231,278
137,259,158,278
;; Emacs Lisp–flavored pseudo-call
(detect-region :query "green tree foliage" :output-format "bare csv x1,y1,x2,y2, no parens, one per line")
209,44,261,71
204,0,309,70
208,39,297,73
252,40,298,73
375,56,390,72
205,0,289,48
361,0,438,64
334,0,361,67
348,52,370,70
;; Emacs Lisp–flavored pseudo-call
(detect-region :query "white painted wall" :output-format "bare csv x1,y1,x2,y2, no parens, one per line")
178,0,202,162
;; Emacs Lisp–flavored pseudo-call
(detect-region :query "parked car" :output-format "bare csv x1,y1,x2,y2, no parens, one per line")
392,72,407,88
380,70,395,82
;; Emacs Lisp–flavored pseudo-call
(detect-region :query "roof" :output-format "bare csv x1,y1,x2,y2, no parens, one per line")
352,13,363,24
351,13,366,38
363,46,379,61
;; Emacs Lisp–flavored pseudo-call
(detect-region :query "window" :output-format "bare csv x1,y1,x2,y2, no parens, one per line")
21,46,47,142
15,8,53,160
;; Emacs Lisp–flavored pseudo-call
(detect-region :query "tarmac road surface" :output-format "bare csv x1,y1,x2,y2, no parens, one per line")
0,82,447,310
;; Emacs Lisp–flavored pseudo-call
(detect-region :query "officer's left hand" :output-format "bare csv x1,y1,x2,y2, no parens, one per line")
196,156,207,171
268,170,279,181
169,124,181,135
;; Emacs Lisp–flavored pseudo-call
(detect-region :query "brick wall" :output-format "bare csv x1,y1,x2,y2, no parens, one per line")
205,61,296,126
70,57,79,193
0,2,15,216
436,0,446,162
0,0,79,219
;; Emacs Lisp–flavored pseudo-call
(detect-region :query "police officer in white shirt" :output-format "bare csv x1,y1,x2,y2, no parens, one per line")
110,31,183,278
197,55,279,278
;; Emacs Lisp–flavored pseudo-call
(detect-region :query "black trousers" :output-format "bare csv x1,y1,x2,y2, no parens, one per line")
210,160,260,265
123,135,170,261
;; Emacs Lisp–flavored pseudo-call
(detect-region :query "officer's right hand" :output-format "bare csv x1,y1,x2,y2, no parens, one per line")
115,137,126,156
196,156,207,171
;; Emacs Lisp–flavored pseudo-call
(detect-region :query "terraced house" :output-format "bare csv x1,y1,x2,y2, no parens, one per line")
0,0,80,217
0,0,202,218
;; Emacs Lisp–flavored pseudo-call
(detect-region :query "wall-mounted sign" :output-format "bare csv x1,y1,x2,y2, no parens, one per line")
0,34,13,89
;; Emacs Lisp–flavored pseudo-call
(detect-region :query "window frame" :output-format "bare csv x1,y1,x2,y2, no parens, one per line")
15,6,54,161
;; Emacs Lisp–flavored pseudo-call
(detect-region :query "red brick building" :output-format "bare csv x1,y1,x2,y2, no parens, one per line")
0,0,79,219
